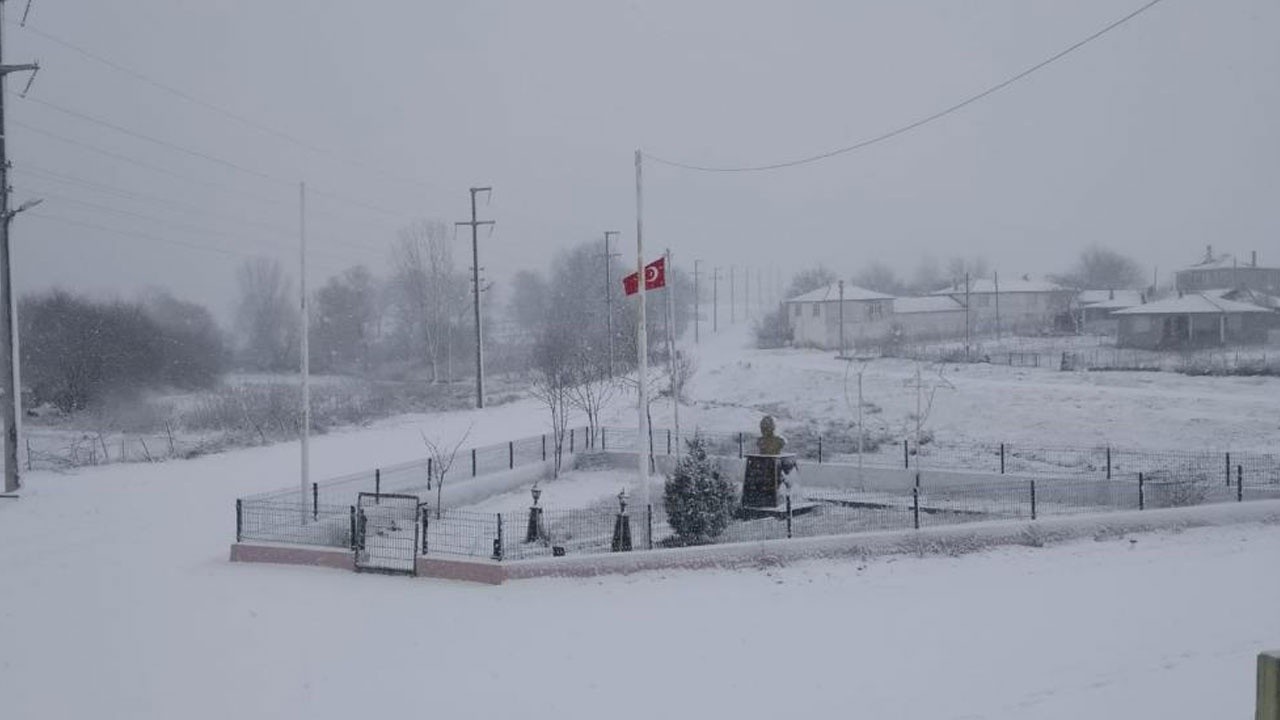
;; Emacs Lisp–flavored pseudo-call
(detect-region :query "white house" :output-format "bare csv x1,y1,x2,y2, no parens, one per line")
782,283,965,350
930,277,1073,335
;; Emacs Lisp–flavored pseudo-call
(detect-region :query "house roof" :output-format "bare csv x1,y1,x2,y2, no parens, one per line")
1077,289,1144,307
1112,293,1275,316
894,296,964,314
929,277,1066,296
784,283,893,303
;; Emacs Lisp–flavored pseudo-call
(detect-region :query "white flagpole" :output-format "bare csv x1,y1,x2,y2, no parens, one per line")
665,249,680,459
635,150,650,538
299,181,311,523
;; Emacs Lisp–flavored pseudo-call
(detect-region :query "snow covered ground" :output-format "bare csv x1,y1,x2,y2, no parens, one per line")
1,446,1277,719
3,324,1278,718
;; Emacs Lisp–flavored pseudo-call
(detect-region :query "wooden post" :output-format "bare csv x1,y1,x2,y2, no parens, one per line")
912,487,920,529
818,436,823,464
374,469,380,502
1238,465,1244,502
508,441,514,470
904,439,909,469
471,448,477,477
1030,480,1037,520
1260,651,1280,720
1000,443,1006,474
1226,452,1232,487
1138,472,1145,510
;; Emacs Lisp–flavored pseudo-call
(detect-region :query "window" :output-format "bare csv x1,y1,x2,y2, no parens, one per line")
812,303,821,317
868,302,884,320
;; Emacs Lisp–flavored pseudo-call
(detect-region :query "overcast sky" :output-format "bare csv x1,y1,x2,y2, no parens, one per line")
7,0,1279,321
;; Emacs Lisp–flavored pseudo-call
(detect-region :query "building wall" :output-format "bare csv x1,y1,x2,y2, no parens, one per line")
1117,313,1275,349
947,291,1073,334
1176,267,1280,295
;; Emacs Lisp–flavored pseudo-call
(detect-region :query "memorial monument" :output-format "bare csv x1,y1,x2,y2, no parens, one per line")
741,415,801,510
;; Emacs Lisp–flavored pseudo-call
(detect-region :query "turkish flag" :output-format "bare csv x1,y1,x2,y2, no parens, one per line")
622,257,666,296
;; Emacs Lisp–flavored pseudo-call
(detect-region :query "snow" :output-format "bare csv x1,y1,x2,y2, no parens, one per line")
784,282,894,303
2,443,1278,718
1112,292,1274,315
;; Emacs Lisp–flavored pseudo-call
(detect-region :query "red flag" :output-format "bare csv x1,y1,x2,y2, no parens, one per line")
623,257,666,296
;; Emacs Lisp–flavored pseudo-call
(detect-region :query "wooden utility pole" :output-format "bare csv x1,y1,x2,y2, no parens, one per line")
730,265,736,325
713,267,721,333
693,260,702,344
456,187,494,408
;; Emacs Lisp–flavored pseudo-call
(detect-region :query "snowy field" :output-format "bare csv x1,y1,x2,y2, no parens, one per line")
1,446,1277,719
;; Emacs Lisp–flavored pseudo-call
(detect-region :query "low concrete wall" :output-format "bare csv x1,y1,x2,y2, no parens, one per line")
232,498,1280,584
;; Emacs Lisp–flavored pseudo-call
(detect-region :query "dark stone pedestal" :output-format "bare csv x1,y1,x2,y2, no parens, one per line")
611,513,632,552
742,453,796,509
525,506,545,543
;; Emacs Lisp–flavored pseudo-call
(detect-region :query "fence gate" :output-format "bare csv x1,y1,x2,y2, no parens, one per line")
354,492,420,575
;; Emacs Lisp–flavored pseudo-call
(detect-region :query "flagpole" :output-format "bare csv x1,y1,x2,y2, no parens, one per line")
635,150,650,540
665,248,680,459
299,181,310,524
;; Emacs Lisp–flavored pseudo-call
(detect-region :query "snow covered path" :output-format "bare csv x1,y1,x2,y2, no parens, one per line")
1,442,1277,719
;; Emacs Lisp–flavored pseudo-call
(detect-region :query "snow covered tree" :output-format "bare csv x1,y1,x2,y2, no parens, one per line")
663,434,736,545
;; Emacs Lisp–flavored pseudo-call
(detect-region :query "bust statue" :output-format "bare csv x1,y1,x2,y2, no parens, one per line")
756,415,786,455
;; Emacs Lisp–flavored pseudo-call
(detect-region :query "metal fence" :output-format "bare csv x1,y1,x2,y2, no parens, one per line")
235,426,1280,566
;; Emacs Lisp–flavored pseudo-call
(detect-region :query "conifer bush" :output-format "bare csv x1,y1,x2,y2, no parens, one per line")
664,434,737,544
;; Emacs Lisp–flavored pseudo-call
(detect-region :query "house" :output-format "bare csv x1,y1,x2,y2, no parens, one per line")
1176,247,1280,295
784,283,894,349
1075,289,1145,333
930,277,1074,335
782,283,967,350
1112,292,1278,349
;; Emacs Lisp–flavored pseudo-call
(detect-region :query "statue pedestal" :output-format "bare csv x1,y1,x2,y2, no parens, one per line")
742,453,794,509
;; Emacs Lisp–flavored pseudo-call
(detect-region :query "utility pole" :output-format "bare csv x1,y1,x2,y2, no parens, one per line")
299,182,310,522
744,264,750,321
964,272,971,361
0,13,39,494
730,265,736,325
994,271,1001,341
600,230,620,375
634,150,650,540
456,187,494,408
712,267,721,333
665,249,680,458
838,280,846,358
693,260,702,344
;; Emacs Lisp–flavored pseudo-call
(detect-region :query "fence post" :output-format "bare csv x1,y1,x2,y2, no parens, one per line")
471,448,477,477
312,482,318,521
786,495,793,538
493,514,504,561
509,441,514,470
349,506,357,550
738,432,744,458
1106,446,1112,480
904,439,909,469
421,508,429,554
541,434,546,461
818,436,823,464
235,499,242,542
375,469,381,503
1000,443,1006,474
1030,480,1037,520
647,504,654,550
25,438,31,471
912,487,920,530
602,427,607,451
427,457,433,490
1238,465,1244,502
570,428,575,453
1226,452,1232,487
666,429,672,455
1138,472,1145,510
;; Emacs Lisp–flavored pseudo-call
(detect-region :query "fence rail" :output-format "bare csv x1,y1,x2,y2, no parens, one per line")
236,425,1280,565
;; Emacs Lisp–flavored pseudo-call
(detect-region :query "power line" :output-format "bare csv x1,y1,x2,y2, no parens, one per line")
643,0,1170,173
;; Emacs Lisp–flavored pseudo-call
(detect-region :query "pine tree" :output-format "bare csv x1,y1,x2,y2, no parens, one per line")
664,434,737,544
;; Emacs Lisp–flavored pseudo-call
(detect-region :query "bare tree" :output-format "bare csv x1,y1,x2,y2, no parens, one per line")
233,258,298,371
1053,246,1144,289
529,325,575,477
565,350,617,450
421,425,472,518
392,220,469,382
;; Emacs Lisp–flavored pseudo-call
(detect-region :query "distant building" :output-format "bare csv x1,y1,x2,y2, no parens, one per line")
1075,289,1145,334
1176,246,1280,295
1112,290,1278,349
929,277,1074,335
784,283,894,349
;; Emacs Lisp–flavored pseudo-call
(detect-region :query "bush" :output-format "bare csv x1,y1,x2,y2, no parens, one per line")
664,434,737,544
753,307,792,349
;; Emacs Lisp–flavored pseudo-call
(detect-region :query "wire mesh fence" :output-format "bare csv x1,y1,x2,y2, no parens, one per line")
235,425,1280,564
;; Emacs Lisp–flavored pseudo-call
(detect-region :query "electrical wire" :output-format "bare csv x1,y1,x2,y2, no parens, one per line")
642,0,1171,173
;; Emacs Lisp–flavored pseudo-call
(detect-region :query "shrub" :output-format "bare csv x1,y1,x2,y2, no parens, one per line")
663,434,737,544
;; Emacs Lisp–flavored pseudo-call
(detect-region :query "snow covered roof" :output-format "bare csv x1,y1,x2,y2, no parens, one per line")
784,283,893,303
1077,289,1144,307
893,296,964,314
930,277,1067,295
1111,293,1275,316
1182,253,1239,271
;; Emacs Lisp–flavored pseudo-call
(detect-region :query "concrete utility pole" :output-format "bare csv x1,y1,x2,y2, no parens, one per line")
744,264,750,321
600,230,621,375
0,10,39,494
730,265,736,325
634,151,650,538
964,272,971,361
712,267,721,333
693,260,702,344
838,280,846,358
994,271,1001,341
456,187,494,408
